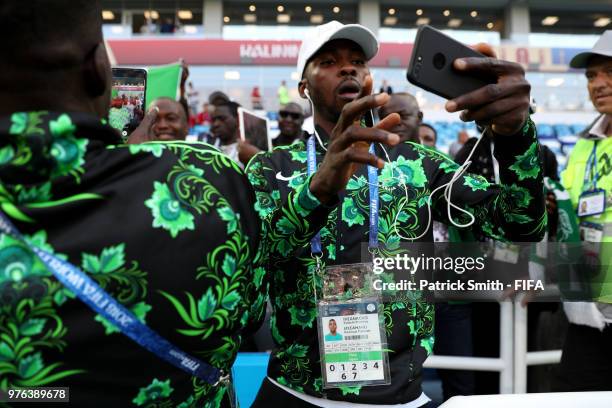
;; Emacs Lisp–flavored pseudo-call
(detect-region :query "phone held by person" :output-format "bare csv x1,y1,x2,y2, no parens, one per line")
238,107,272,152
109,68,147,140
406,25,495,100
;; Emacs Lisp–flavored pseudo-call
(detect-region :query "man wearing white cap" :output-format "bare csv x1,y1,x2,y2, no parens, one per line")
555,30,612,391
247,21,544,406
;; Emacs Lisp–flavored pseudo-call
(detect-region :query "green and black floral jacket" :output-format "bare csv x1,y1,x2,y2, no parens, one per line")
246,121,545,404
0,112,266,407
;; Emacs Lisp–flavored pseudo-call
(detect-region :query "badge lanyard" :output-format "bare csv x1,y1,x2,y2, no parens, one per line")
578,141,606,219
306,136,379,255
0,211,229,387
307,136,391,389
583,142,599,192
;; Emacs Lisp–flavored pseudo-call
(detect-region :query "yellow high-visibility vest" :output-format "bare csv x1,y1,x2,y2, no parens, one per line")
562,133,612,302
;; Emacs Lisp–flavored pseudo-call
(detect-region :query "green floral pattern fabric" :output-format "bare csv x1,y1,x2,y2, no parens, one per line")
246,121,545,404
0,112,265,407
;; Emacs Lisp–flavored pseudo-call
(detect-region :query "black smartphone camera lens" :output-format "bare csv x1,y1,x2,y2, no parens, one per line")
433,53,446,70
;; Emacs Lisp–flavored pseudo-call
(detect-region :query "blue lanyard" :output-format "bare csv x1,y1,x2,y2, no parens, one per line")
0,212,225,385
583,141,599,191
306,136,379,254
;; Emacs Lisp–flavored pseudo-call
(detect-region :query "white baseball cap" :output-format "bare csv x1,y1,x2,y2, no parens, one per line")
297,21,379,78
570,30,612,68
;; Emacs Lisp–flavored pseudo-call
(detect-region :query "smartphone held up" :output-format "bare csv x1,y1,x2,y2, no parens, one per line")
109,68,147,140
406,25,495,100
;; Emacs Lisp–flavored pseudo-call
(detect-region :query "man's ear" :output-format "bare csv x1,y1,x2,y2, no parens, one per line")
84,42,110,98
298,80,308,99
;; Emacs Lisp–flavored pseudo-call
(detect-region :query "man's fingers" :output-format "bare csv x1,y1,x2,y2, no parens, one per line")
336,93,390,132
143,106,159,124
467,104,527,129
452,56,524,78
447,79,530,112
362,75,373,97
472,43,497,58
376,112,401,131
127,107,158,144
490,105,530,135
334,125,400,151
343,148,385,169
459,96,526,123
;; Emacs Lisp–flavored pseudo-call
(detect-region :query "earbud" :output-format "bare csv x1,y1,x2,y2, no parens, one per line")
304,88,310,98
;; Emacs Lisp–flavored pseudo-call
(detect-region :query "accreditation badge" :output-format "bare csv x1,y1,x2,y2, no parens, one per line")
578,189,606,217
317,263,391,388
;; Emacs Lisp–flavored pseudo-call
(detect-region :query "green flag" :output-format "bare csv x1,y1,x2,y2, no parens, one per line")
145,62,182,109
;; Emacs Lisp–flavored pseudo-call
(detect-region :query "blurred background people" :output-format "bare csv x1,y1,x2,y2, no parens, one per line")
449,129,470,158
277,80,290,106
211,101,242,166
149,97,189,141
419,123,438,148
252,86,263,110
378,92,422,143
379,79,393,94
274,102,306,147
197,102,212,126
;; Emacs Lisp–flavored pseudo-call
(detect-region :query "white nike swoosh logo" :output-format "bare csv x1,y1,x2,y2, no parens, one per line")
275,171,304,181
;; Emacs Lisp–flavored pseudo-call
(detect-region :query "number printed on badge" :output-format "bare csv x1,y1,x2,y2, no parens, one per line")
318,298,391,388
325,359,385,383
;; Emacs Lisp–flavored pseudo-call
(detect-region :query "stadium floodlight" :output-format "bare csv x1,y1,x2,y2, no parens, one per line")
448,18,462,28
388,8,396,15
594,17,611,27
277,14,291,23
305,6,312,13
223,16,230,23
443,10,451,17
416,9,423,16
384,16,398,26
244,14,257,23
144,10,159,20
277,5,285,13
541,16,559,26
178,10,193,20
487,22,494,29
249,5,256,12
310,14,324,24
470,11,478,18
102,10,115,20
416,17,430,26
333,6,340,14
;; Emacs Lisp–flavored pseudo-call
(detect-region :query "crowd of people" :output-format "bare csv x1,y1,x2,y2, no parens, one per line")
0,2,610,408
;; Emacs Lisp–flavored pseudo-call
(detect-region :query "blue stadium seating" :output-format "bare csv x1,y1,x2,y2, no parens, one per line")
190,115,588,172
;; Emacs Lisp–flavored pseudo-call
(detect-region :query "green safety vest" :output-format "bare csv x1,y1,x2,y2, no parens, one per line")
561,134,612,302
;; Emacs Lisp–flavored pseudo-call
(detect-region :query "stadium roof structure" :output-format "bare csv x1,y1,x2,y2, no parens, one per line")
101,0,611,35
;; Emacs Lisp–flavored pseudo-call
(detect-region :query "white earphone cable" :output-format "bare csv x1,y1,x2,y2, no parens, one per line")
305,88,487,242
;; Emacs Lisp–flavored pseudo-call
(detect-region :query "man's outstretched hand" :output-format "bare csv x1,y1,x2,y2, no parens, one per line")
309,76,401,204
445,43,531,136
127,107,158,144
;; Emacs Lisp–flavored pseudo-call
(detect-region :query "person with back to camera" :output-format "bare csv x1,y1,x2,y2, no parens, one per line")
0,2,267,406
